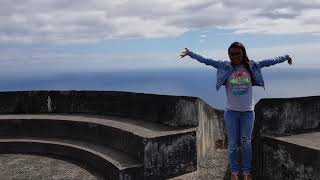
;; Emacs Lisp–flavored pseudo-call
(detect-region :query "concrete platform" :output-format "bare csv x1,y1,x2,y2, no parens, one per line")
258,132,320,180
0,91,226,179
253,96,320,180
0,114,197,179
0,114,196,160
274,131,320,150
0,114,196,138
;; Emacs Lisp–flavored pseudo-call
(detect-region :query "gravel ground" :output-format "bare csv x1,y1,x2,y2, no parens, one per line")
0,149,229,180
169,149,230,180
0,154,104,180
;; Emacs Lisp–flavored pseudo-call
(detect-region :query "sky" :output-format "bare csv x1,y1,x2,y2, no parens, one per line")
1,0,320,79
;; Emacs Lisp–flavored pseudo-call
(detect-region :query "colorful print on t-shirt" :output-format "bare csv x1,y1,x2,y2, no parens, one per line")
229,70,251,96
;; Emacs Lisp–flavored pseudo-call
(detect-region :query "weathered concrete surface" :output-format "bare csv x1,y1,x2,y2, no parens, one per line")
167,98,229,180
0,154,103,180
275,131,320,150
0,115,145,161
0,91,199,127
254,96,320,136
143,132,197,179
196,99,227,163
0,114,196,162
0,114,196,138
253,96,320,180
0,138,144,180
0,114,197,179
0,91,230,179
260,134,320,180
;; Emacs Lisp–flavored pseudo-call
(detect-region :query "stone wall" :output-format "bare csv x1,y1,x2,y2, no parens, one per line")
0,91,227,174
254,96,320,136
253,96,320,180
3,91,319,179
196,99,227,162
259,135,320,180
0,91,199,127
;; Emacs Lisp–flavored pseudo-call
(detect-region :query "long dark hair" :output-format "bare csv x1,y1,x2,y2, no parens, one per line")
228,42,251,72
228,42,250,67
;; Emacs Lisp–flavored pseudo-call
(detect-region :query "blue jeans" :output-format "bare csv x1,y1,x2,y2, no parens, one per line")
224,110,255,175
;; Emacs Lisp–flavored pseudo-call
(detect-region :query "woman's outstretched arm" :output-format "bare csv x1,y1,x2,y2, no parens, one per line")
258,54,293,68
180,48,226,69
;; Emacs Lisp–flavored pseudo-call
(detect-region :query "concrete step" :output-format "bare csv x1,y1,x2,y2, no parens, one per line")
0,114,198,179
257,132,320,180
0,137,143,180
0,114,195,137
0,114,195,159
273,131,320,150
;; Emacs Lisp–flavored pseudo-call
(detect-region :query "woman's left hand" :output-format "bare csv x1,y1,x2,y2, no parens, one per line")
287,55,293,65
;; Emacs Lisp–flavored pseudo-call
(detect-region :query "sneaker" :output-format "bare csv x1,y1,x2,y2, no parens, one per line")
244,174,252,180
231,173,239,180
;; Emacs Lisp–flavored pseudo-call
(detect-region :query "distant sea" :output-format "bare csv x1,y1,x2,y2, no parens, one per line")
1,68,319,110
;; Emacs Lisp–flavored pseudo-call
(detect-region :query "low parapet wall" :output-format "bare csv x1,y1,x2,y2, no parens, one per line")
0,91,199,127
3,91,319,179
196,99,226,161
253,96,320,180
254,96,320,136
0,91,227,177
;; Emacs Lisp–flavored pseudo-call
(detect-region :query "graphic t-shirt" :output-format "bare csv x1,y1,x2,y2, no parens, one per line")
225,65,254,111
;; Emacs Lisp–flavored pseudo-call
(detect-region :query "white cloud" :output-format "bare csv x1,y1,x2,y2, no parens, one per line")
0,0,320,43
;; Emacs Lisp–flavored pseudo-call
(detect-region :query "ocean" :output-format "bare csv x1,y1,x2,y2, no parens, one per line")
1,68,319,110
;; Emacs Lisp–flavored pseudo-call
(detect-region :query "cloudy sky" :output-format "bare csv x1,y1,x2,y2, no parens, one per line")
1,0,320,79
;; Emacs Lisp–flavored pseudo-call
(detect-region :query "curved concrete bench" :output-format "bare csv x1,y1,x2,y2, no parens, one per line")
0,114,197,179
0,138,142,180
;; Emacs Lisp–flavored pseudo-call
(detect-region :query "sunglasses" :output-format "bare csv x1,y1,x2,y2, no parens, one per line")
229,52,242,56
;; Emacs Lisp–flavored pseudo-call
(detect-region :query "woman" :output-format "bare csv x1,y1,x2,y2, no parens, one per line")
180,42,292,180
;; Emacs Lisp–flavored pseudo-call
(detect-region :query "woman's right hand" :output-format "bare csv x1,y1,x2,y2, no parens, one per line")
180,48,189,59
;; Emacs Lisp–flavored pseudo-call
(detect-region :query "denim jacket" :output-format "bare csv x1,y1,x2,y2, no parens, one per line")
188,51,289,90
